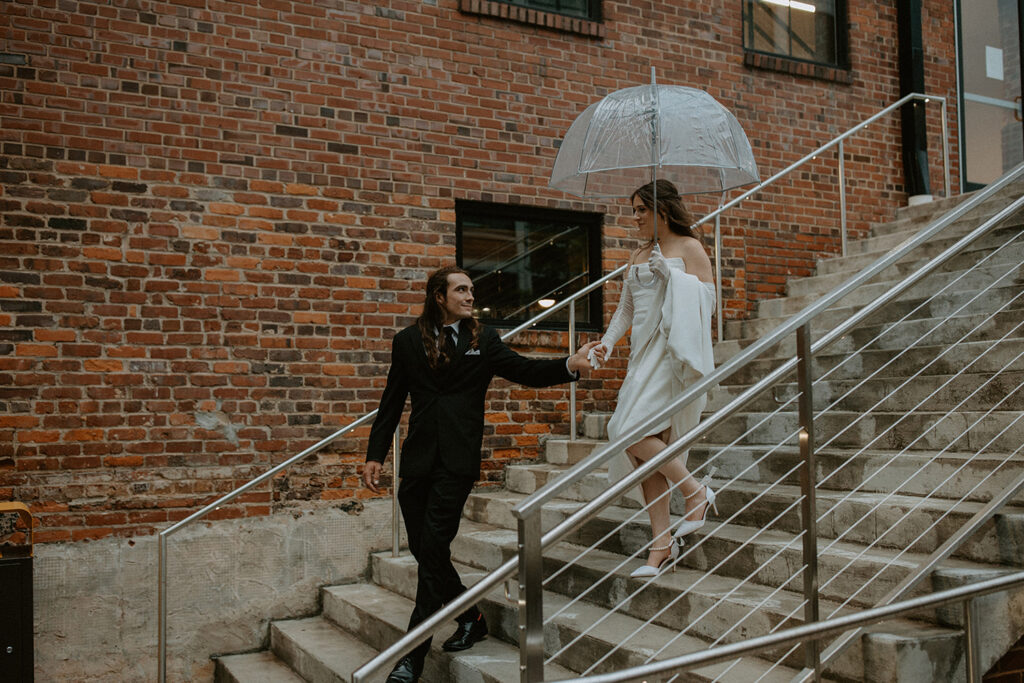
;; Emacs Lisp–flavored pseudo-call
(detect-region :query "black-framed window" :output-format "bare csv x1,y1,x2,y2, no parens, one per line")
493,0,601,22
456,201,603,331
743,0,847,68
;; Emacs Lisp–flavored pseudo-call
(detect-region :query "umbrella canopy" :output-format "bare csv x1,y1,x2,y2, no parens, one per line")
550,84,759,198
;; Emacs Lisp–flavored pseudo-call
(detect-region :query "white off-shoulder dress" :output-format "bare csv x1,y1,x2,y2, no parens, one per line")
601,257,717,499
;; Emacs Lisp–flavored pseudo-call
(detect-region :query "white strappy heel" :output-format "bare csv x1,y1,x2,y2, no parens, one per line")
630,541,680,579
674,469,719,539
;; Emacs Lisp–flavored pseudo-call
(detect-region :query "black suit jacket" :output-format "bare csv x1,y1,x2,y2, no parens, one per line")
366,322,576,478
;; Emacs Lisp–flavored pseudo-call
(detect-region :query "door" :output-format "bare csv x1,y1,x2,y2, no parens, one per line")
958,0,1024,189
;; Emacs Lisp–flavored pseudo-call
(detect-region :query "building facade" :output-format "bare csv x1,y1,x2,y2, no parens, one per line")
0,0,1019,677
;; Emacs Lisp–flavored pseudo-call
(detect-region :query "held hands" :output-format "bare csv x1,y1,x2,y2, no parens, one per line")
587,342,613,369
568,340,603,373
649,243,670,280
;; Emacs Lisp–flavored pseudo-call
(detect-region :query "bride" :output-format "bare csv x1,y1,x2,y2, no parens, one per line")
592,179,718,578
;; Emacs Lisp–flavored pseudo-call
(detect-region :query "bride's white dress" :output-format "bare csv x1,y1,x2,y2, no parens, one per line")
601,257,716,499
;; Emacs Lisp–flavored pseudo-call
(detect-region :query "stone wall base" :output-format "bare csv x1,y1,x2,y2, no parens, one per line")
33,498,395,681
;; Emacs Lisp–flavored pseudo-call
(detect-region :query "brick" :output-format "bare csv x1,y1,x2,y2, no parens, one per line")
0,0,961,545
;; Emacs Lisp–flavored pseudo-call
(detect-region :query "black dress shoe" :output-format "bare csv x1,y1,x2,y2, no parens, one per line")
385,655,423,683
442,613,488,652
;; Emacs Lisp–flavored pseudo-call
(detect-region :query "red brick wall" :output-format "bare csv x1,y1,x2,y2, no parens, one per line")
0,0,960,542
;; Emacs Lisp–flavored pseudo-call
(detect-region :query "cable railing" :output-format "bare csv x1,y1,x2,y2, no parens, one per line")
507,167,1024,679
503,167,1024,682
546,569,1024,683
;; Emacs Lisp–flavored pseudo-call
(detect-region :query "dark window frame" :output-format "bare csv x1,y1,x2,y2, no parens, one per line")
491,0,601,22
458,0,605,39
455,200,604,333
742,0,850,73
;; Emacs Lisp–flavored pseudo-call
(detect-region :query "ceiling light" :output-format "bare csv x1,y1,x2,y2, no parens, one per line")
762,0,816,12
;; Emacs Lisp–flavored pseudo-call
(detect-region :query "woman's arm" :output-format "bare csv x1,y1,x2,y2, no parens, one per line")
596,271,634,364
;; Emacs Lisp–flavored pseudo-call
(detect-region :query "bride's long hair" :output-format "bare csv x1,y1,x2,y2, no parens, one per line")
632,180,701,243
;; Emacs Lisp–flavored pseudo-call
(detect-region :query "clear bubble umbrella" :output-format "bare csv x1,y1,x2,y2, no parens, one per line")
550,76,759,206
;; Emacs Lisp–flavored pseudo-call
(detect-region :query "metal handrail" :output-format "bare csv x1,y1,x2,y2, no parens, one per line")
692,91,950,338
463,222,581,272
470,224,584,281
506,271,590,319
691,92,950,235
545,569,1024,683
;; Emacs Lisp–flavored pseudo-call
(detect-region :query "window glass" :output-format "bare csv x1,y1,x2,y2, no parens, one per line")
456,201,602,330
493,0,598,21
744,0,843,67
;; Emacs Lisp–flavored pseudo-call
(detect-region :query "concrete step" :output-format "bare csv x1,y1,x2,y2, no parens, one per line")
709,480,1024,565
430,518,974,681
543,437,605,465
721,338,1024,387
785,224,1024,299
815,201,1023,277
269,616,382,683
582,412,611,440
215,651,307,683
759,245,1024,321
716,301,1024,366
729,274,1024,343
456,491,1010,611
371,551,807,681
711,408,1024,452
708,369,1024,414
689,444,1024,505
321,582,577,682
505,461,632,507
502,461,1024,564
848,201,987,256
842,305,1024,354
877,180,1024,236
536,439,1024,505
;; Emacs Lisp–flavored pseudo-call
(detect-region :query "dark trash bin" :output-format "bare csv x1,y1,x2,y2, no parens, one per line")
0,502,33,683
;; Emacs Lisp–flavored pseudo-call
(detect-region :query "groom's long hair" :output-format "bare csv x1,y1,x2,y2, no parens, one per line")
418,266,480,370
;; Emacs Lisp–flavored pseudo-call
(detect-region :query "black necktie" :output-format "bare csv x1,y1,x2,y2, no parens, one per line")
442,326,457,359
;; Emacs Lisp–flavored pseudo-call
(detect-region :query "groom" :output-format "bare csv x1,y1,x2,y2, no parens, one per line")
364,265,598,683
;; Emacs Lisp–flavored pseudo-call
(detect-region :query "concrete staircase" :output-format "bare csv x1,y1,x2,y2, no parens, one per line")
216,184,1024,682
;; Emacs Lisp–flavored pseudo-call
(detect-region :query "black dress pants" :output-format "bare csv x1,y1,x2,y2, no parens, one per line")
398,468,480,661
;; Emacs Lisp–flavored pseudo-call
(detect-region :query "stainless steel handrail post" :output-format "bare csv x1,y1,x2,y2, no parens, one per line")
569,302,577,441
796,324,821,680
155,409,378,680
940,97,951,197
715,193,724,340
519,511,545,682
158,533,168,683
964,598,981,682
838,138,847,257
392,426,401,557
